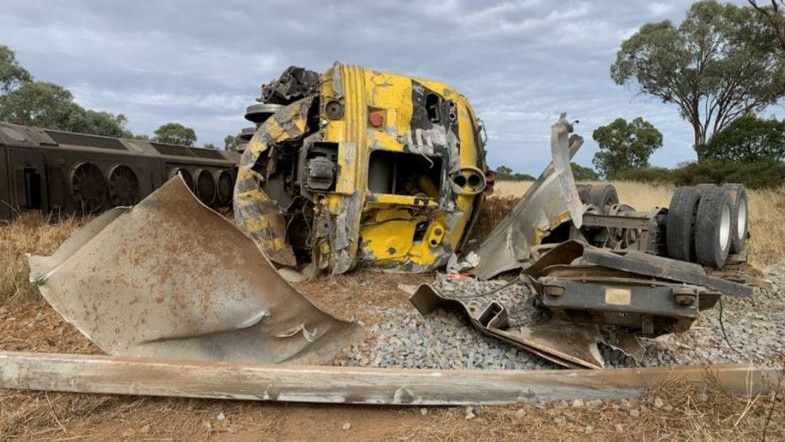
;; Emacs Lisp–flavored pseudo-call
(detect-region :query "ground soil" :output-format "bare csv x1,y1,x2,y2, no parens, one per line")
2,184,784,441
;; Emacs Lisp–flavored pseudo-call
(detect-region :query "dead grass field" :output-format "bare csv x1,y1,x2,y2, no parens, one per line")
0,184,784,441
0,213,87,303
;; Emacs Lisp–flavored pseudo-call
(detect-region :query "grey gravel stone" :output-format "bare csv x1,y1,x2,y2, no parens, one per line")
332,262,785,370
334,276,559,370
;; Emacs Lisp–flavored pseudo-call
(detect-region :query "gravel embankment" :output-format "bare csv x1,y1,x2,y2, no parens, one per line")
334,264,785,370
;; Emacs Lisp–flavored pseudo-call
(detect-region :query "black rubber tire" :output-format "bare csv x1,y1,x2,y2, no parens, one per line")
576,184,592,205
723,183,748,254
589,184,619,214
695,186,733,268
695,183,716,194
666,186,702,262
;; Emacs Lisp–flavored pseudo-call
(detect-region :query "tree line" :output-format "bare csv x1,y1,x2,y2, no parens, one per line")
499,0,785,188
0,45,224,149
5,1,785,185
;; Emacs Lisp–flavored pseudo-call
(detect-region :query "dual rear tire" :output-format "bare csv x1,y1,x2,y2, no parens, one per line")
666,184,747,268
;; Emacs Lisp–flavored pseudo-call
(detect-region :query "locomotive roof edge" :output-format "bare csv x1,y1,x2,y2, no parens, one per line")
0,122,241,166
0,122,241,222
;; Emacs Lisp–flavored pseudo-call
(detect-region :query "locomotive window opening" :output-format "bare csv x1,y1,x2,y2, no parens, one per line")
23,167,43,209
425,94,441,123
368,151,442,197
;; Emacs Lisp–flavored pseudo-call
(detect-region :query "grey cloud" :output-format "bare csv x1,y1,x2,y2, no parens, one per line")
0,0,760,173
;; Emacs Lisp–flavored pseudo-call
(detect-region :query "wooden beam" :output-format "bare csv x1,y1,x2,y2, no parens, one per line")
0,351,777,405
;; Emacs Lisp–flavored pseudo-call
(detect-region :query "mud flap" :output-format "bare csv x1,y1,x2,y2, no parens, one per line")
409,284,605,369
28,177,363,365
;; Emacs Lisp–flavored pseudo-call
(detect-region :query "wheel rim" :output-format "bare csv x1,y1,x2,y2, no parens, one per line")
736,198,747,242
719,204,731,251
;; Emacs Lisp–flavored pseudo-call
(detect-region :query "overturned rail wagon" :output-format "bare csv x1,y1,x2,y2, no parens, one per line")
0,122,240,221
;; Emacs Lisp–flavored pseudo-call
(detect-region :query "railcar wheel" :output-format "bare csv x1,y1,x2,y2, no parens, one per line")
244,103,283,124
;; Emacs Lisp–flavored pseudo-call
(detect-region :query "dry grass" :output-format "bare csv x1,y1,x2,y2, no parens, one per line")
0,213,88,303
494,180,785,270
0,186,784,441
746,186,785,270
0,379,782,441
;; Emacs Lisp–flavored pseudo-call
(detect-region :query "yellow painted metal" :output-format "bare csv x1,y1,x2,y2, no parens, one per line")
315,64,486,272
236,63,487,274
233,98,314,266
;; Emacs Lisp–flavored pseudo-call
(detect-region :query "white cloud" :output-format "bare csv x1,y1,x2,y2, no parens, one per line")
648,2,675,16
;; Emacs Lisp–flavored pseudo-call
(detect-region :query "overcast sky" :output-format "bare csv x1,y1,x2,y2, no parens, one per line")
0,0,766,174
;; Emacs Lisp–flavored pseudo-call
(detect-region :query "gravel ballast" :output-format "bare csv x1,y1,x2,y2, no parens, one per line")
334,264,785,370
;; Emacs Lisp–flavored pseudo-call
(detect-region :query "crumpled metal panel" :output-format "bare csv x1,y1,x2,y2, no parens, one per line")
28,177,363,365
409,284,604,369
233,97,314,267
469,114,584,280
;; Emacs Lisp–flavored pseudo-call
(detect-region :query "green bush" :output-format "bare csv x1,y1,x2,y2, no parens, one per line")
612,167,674,184
672,160,785,189
610,161,785,189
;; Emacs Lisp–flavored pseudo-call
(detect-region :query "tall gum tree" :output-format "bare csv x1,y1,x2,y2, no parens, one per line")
748,1,785,52
611,0,785,158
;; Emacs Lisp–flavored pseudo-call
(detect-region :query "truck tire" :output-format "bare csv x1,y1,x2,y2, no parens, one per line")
576,184,592,205
695,183,716,194
723,183,748,254
666,186,701,262
589,184,619,214
695,186,733,268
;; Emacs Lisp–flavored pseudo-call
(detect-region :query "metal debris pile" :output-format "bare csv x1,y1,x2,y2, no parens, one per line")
335,266,784,370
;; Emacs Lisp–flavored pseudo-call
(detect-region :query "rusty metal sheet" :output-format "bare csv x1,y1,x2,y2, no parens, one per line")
28,177,363,365
469,114,584,280
410,284,604,369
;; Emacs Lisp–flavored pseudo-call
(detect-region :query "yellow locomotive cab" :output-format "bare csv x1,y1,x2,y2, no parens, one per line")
235,63,489,274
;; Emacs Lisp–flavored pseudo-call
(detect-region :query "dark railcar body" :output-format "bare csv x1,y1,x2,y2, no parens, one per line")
0,122,240,221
